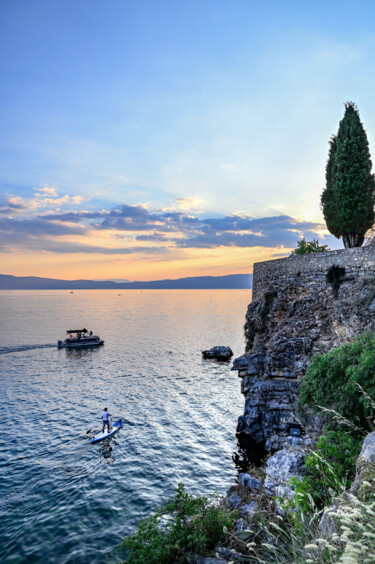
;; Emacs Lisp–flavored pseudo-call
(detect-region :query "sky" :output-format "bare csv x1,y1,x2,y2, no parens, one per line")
1,0,375,281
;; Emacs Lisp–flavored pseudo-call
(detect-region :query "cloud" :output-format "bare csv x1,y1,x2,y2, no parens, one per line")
0,188,92,217
0,197,27,214
71,195,85,205
40,243,167,255
0,216,87,236
34,186,58,197
174,196,206,213
0,230,165,256
36,210,106,222
136,232,173,241
0,190,329,256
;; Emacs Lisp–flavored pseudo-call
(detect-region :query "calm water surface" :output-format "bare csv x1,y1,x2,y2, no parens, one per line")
0,290,251,563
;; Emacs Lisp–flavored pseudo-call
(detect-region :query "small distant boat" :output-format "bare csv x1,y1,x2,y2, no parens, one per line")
57,328,104,349
91,419,123,444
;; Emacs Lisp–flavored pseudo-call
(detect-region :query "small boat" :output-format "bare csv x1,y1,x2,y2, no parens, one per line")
91,419,123,444
57,328,104,349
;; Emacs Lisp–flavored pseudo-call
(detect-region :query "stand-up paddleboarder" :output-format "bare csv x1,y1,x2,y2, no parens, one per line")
102,407,111,433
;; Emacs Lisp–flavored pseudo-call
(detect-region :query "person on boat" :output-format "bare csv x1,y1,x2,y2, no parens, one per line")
102,407,111,433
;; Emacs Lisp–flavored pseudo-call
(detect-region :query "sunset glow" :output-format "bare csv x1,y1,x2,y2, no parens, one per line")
1,0,373,280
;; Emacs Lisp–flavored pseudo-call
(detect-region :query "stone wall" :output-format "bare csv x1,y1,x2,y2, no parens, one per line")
253,245,375,301
228,244,375,516
233,243,375,456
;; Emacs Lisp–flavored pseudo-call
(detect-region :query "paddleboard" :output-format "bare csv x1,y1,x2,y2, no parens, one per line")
91,419,123,444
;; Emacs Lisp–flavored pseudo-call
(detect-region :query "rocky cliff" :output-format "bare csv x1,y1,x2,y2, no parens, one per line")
232,246,375,495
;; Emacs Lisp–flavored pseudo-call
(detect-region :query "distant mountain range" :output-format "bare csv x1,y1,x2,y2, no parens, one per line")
0,273,252,290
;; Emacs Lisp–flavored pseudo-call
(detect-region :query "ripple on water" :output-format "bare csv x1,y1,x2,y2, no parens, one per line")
0,289,251,563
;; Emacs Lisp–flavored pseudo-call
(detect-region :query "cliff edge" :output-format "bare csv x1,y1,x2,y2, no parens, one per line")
232,245,375,494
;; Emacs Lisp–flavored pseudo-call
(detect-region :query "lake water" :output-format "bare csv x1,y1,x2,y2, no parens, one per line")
0,289,251,563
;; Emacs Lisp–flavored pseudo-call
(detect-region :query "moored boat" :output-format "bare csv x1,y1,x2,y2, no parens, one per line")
57,328,104,349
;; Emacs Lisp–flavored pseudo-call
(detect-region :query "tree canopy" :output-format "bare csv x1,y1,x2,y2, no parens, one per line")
291,238,328,255
321,102,375,248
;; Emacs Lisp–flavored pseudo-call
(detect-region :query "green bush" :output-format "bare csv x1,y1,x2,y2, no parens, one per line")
120,483,237,564
291,238,328,255
299,332,375,432
286,431,362,512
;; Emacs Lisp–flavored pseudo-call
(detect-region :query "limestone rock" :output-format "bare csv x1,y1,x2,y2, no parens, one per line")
235,517,249,531
202,346,233,360
319,505,340,538
241,501,259,519
187,556,226,564
357,432,375,465
233,270,375,455
215,546,246,561
238,473,262,490
263,446,307,497
351,431,375,493
226,491,242,509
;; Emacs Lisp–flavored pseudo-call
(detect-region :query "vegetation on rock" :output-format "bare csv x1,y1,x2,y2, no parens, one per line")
299,332,375,433
120,483,237,563
291,238,328,255
229,486,375,563
321,101,375,248
283,431,362,513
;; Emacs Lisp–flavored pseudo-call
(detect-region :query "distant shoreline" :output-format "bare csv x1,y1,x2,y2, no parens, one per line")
0,273,253,291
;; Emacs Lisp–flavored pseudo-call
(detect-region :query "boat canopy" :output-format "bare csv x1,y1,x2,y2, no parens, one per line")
66,328,88,334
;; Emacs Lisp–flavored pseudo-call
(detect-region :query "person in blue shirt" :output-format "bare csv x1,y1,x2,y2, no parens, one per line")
102,407,111,433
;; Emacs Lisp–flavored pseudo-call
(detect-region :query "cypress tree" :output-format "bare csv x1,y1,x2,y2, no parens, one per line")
321,102,375,248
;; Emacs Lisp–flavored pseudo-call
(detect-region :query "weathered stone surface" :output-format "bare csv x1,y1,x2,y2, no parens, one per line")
252,245,375,302
229,249,375,518
232,254,375,455
215,546,246,561
187,556,226,564
202,346,233,360
235,517,249,531
263,446,307,497
357,431,375,465
241,501,259,519
238,473,262,490
226,491,242,509
351,431,375,493
319,506,339,537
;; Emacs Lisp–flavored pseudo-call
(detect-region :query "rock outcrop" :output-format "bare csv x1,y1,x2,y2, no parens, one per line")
233,270,375,454
202,346,233,360
319,431,375,538
350,431,375,494
231,248,375,498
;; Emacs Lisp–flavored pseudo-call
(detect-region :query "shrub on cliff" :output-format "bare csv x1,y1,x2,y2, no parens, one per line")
299,332,375,432
284,431,362,513
291,238,328,255
120,483,237,563
321,101,375,248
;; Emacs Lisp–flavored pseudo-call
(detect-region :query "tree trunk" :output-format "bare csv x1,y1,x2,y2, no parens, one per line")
342,233,365,248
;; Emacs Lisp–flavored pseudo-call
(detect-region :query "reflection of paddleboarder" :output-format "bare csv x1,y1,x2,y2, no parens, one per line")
102,407,111,433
